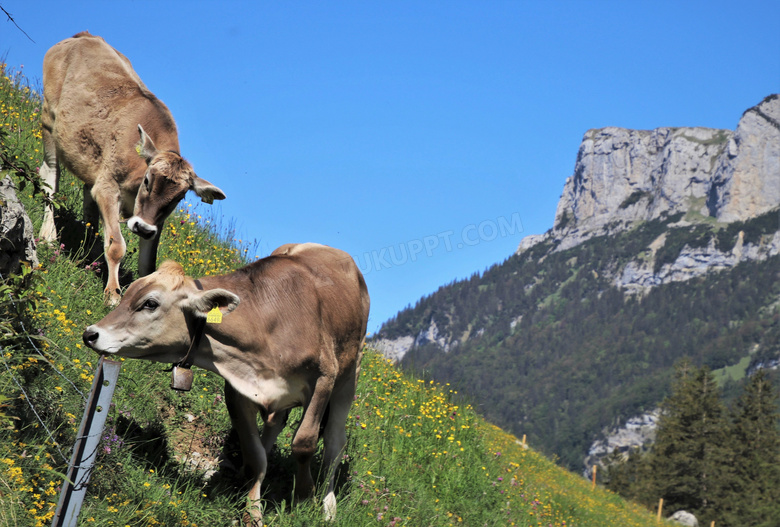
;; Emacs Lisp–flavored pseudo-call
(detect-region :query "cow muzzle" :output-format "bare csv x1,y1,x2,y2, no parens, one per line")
127,216,158,239
82,326,100,350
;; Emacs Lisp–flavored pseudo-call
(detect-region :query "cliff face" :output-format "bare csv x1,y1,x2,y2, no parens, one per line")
533,94,780,253
708,96,780,222
552,126,728,250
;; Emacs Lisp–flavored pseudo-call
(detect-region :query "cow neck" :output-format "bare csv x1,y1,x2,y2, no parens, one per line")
169,278,207,391
178,278,207,369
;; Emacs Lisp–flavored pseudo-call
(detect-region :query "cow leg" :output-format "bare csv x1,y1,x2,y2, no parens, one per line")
224,383,265,526
261,409,289,453
38,125,60,243
291,374,335,502
137,230,161,277
91,181,126,305
320,370,358,521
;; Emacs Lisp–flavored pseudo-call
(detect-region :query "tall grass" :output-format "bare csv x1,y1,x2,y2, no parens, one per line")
1,62,666,526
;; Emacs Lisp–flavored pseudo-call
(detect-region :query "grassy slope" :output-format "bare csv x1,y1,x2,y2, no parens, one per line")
0,63,664,526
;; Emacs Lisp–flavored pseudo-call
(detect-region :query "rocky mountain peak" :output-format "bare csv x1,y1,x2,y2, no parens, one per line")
524,95,779,253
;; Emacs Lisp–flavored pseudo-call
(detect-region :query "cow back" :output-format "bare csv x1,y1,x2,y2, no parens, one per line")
41,31,179,188
204,243,369,380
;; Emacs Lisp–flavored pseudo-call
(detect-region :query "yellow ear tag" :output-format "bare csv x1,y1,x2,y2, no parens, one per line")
206,307,223,324
135,143,142,156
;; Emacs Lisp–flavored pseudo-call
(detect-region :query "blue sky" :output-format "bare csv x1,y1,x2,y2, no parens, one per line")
2,1,779,332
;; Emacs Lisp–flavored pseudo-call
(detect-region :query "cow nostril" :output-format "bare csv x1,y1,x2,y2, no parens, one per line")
128,217,157,239
83,328,99,347
134,224,156,239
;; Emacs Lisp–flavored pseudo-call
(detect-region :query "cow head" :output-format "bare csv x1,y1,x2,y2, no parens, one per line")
82,261,239,362
126,125,226,239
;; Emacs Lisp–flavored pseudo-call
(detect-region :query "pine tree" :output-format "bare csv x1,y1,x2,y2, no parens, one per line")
722,370,780,527
647,359,733,523
604,446,654,504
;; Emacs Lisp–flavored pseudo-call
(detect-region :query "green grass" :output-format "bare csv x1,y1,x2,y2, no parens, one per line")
682,196,721,226
678,129,730,147
712,355,751,386
1,61,666,527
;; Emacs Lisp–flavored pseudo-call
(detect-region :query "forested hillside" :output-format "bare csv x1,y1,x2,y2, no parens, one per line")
378,211,780,469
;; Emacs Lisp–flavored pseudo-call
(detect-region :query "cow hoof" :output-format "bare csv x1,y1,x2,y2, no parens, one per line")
323,492,337,522
242,510,262,527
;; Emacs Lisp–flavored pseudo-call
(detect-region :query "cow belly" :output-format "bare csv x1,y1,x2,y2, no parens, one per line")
219,369,306,413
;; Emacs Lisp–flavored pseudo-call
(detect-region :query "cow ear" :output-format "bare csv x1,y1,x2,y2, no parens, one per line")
137,124,158,163
191,175,227,205
186,288,240,318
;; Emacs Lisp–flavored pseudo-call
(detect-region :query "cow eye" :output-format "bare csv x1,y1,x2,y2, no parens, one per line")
143,174,151,191
141,298,159,311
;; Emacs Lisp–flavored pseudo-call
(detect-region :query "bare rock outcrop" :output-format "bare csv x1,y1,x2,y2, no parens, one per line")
708,94,780,223
375,317,453,362
584,409,660,476
373,335,415,363
549,126,729,251
0,174,38,276
669,510,699,527
615,230,780,293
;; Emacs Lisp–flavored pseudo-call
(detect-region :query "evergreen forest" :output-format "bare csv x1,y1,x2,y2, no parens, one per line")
605,361,780,527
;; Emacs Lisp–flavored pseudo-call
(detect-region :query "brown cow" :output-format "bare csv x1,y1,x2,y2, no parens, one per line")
82,243,370,525
39,31,225,305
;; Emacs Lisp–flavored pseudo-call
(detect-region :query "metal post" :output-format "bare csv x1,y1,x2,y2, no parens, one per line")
52,356,122,527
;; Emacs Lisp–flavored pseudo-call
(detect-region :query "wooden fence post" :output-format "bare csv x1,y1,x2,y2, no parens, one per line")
591,465,597,490
656,498,663,523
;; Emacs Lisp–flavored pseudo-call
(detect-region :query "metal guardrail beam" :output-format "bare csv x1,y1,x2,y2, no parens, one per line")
52,356,122,527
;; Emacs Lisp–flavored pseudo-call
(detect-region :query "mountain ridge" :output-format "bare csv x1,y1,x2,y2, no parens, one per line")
373,94,780,469
527,93,779,254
